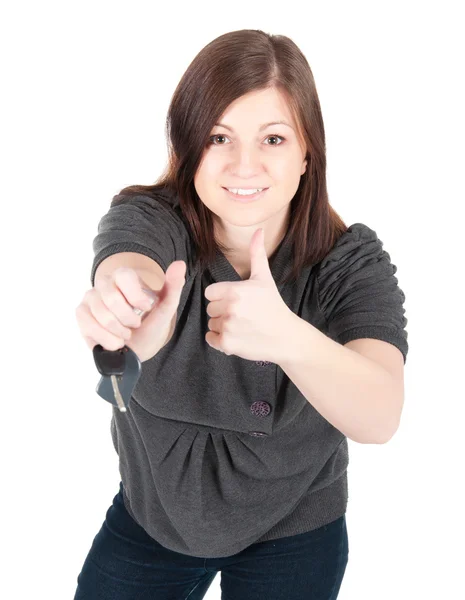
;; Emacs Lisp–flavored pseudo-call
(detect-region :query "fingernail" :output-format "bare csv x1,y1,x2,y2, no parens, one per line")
142,287,158,306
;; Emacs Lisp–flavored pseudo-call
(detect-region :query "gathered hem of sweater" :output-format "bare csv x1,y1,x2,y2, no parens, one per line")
122,470,348,558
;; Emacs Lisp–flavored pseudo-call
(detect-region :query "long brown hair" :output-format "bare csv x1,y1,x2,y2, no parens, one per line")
119,29,347,286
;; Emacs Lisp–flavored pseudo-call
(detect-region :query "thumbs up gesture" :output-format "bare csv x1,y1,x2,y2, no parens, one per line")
204,228,294,363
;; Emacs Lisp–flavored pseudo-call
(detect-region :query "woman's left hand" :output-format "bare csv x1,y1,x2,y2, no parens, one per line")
204,228,294,363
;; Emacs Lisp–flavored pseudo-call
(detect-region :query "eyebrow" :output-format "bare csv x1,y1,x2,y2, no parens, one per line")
214,120,294,132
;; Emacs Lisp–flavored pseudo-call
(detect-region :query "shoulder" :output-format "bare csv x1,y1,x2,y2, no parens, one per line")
93,185,196,276
110,186,180,213
318,222,383,272
316,222,404,308
109,187,192,237
314,222,408,364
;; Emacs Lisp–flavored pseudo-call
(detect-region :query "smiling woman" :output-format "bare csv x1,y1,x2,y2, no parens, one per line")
76,28,409,600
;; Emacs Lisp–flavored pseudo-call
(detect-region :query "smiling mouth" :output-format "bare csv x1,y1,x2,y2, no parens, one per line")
222,187,269,202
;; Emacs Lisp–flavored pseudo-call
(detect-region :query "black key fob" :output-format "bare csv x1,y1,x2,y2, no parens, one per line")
93,345,126,376
93,345,142,410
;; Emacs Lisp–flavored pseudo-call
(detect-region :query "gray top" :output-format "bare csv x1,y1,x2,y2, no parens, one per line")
90,188,409,558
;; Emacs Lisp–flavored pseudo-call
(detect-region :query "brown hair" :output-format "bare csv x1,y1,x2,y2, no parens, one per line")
119,29,347,286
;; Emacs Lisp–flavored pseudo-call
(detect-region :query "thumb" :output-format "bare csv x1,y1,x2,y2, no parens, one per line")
166,260,187,286
157,260,186,308
127,261,186,360
249,228,273,281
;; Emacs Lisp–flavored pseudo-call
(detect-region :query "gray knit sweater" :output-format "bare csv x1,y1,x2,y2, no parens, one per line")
90,188,408,558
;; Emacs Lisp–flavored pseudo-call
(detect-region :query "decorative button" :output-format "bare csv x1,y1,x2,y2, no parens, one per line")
250,401,271,417
249,431,269,437
255,360,271,366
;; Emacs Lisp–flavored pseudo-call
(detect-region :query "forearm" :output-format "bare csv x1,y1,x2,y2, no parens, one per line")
277,312,401,444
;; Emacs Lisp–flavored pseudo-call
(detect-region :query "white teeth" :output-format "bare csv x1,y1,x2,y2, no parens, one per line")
227,188,264,195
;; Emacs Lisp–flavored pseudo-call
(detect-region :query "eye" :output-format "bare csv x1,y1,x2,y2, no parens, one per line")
207,134,286,146
264,135,285,146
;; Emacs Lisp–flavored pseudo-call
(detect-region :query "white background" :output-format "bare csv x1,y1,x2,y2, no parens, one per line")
2,1,463,598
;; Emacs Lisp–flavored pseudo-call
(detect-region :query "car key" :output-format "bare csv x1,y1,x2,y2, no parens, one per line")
92,344,138,412
93,288,156,412
93,344,125,410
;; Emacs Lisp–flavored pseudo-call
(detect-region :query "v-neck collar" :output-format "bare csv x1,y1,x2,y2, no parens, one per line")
208,225,294,288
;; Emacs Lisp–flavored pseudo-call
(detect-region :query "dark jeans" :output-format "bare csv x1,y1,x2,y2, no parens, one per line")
74,482,349,599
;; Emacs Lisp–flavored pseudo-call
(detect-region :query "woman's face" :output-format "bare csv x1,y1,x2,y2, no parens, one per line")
194,87,308,244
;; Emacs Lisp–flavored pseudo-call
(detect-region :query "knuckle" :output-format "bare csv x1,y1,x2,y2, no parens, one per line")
82,289,94,304
129,313,142,328
102,289,118,311
224,313,235,329
113,266,136,284
229,304,239,317
100,289,135,330
221,335,231,354
75,303,90,324
101,313,120,332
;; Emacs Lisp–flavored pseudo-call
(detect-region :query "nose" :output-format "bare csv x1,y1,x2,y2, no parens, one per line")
229,144,264,174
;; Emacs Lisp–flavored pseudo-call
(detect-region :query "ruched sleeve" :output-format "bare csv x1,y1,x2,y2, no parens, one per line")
90,192,193,287
316,223,409,364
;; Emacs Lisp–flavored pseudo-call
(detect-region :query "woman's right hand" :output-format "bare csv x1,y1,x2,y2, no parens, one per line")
75,260,187,362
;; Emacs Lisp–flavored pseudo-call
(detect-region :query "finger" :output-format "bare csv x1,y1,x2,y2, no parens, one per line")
99,274,154,328
112,267,158,315
76,304,128,351
85,289,134,340
206,299,229,318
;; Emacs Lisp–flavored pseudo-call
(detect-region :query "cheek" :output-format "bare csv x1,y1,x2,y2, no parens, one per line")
194,171,222,213
194,165,211,192
271,155,302,177
197,160,223,193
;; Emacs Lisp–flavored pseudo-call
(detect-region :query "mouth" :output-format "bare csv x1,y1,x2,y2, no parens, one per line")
222,187,269,203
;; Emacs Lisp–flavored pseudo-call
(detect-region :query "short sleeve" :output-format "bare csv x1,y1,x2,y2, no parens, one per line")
316,223,409,364
90,192,194,287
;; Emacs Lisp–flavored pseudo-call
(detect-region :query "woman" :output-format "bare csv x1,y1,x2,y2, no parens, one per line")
74,28,408,599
